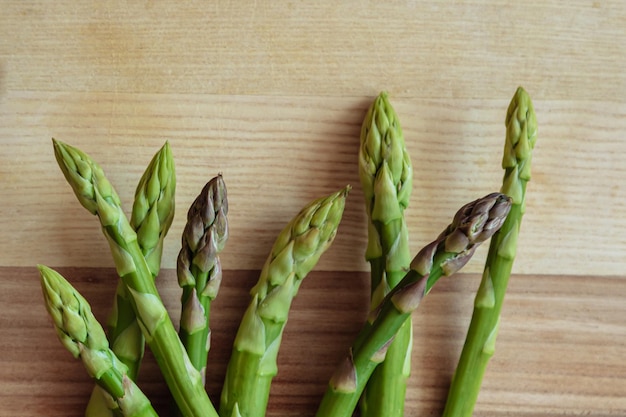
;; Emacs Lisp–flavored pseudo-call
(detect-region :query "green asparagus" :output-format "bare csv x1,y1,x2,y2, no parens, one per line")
442,87,537,417
131,141,177,278
177,174,228,382
38,265,159,417
219,186,350,417
52,139,219,417
315,193,512,417
358,91,413,417
87,142,176,417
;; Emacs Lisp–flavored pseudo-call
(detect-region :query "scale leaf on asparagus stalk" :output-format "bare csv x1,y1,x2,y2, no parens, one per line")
442,87,537,417
177,174,229,383
53,139,219,417
315,193,512,417
358,91,413,417
87,142,176,417
38,265,159,417
219,186,350,417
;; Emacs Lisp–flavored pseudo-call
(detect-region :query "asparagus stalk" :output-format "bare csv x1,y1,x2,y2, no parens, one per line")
52,139,219,417
219,186,350,417
315,193,512,417
38,265,159,417
87,142,176,417
177,174,228,382
358,91,413,417
442,87,537,417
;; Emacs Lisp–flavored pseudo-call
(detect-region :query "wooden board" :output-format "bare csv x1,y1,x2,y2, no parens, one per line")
2,267,626,417
1,1,626,415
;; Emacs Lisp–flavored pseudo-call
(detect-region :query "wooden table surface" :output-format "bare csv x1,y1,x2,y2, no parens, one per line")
2,1,626,416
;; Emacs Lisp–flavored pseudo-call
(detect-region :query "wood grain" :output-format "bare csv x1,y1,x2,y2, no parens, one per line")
2,267,625,417
2,91,626,275
1,1,625,415
2,0,626,276
1,1,625,100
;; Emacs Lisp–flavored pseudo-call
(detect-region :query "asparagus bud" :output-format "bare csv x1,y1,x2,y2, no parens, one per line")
177,174,229,384
39,265,159,417
131,141,176,277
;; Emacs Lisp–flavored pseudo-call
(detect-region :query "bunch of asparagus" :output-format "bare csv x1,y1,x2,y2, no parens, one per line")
38,86,536,417
315,86,536,417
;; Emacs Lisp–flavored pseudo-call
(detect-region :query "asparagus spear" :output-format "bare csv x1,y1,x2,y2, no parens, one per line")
442,87,537,417
87,142,176,417
52,139,219,417
130,141,177,278
358,91,413,417
38,265,159,417
315,193,512,417
219,186,350,417
177,174,228,382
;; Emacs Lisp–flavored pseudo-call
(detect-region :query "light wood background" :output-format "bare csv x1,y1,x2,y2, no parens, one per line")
1,1,625,416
